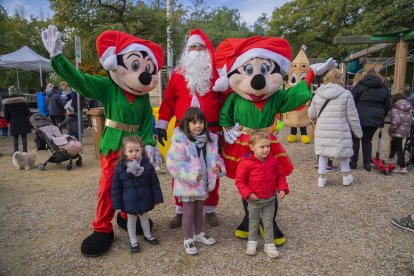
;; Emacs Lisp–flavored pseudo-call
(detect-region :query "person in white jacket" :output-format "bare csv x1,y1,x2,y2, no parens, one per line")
308,69,363,187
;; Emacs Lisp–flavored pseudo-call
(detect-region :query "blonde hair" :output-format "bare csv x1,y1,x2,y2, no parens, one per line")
60,81,68,88
249,130,270,145
363,68,383,82
323,68,343,85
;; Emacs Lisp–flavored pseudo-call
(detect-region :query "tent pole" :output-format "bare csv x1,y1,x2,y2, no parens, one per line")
16,69,20,93
39,62,43,87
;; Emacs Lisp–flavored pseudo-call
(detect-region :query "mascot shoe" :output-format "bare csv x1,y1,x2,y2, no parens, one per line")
287,135,297,143
81,231,114,257
301,135,311,144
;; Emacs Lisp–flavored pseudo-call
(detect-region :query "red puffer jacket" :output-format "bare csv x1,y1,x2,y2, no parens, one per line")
235,153,290,200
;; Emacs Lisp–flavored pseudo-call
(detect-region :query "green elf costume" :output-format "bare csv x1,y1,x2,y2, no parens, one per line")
42,25,164,256
213,36,337,245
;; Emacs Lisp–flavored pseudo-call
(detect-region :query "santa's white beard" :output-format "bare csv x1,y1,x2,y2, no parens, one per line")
178,50,212,96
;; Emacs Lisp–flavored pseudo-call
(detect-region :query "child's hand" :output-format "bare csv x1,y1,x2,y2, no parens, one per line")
213,165,221,175
277,190,285,199
197,171,202,182
248,193,259,201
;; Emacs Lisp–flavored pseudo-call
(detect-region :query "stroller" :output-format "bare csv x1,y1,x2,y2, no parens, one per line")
30,113,82,171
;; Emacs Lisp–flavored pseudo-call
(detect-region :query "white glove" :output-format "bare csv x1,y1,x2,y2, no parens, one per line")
41,25,63,58
310,57,338,75
223,123,242,144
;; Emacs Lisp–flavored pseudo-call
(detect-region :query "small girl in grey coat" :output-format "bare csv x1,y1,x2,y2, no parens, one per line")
387,94,413,173
309,69,363,187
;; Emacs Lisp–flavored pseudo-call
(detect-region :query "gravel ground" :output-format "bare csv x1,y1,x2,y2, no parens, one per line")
0,126,413,275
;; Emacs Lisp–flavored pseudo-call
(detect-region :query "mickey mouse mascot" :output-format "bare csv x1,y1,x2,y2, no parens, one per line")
213,36,336,245
41,25,164,256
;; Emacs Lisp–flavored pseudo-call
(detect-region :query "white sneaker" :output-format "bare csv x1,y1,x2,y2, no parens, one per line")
184,238,198,255
395,167,408,174
318,176,327,188
264,243,280,258
246,241,257,256
193,232,216,245
342,174,353,186
155,165,166,173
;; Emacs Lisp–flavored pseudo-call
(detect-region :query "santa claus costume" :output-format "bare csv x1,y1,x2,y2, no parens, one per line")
157,29,223,227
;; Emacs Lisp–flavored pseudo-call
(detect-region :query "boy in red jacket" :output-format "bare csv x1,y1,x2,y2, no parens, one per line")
235,130,289,258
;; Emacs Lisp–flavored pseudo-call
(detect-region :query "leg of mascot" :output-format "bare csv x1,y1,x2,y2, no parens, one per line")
287,127,298,143
235,199,285,245
300,126,311,144
81,151,152,256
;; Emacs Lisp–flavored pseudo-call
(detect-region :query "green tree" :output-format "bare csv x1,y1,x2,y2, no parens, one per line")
268,0,414,59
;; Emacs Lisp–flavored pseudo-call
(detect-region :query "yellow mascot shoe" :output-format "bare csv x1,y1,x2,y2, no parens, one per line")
273,237,285,246
287,135,297,143
301,135,311,144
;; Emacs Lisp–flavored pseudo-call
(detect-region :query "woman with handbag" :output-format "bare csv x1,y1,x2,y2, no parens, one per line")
308,69,363,187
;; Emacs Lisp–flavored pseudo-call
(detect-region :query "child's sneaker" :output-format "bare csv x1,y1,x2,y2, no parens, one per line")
193,232,216,245
394,167,408,174
342,174,353,186
184,238,198,255
264,243,280,258
318,176,327,188
246,241,257,256
392,215,414,233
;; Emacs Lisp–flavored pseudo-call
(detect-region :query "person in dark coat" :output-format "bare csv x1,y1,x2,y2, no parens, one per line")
46,85,65,130
111,136,163,253
3,86,32,153
350,69,391,171
58,106,80,140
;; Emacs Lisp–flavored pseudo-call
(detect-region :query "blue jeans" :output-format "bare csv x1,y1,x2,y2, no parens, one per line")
1,127,8,137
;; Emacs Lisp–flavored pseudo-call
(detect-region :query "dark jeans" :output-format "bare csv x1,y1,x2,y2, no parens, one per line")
69,131,80,141
291,127,308,135
351,126,378,167
13,134,28,153
50,114,64,131
389,137,405,168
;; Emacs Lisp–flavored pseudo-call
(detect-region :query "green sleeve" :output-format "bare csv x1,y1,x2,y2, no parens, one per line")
219,93,237,127
51,54,108,103
140,100,156,147
273,80,312,113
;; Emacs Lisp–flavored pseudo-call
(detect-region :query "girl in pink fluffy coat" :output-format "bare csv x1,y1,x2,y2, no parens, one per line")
166,107,226,255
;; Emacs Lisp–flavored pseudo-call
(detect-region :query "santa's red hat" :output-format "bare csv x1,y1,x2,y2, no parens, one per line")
185,28,218,80
96,30,164,71
213,36,292,92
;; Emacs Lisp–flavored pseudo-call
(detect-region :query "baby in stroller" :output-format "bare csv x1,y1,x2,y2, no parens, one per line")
30,113,82,171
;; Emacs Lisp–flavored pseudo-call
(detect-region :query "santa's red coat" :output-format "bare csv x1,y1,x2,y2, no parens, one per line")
158,71,222,133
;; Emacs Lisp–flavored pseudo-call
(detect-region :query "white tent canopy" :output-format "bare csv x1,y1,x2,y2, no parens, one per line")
0,46,53,89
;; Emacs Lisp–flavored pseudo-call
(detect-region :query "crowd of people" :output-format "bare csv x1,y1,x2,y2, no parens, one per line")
2,26,412,260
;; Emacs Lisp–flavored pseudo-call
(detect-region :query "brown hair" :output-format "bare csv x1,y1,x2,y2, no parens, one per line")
179,107,212,143
323,68,343,85
120,135,144,161
391,93,406,107
249,130,270,145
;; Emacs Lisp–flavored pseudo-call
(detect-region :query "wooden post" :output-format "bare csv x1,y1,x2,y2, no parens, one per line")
393,41,408,95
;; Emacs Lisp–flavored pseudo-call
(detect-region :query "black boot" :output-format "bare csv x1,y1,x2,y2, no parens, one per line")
81,231,114,257
235,200,249,239
116,212,153,234
272,198,285,245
